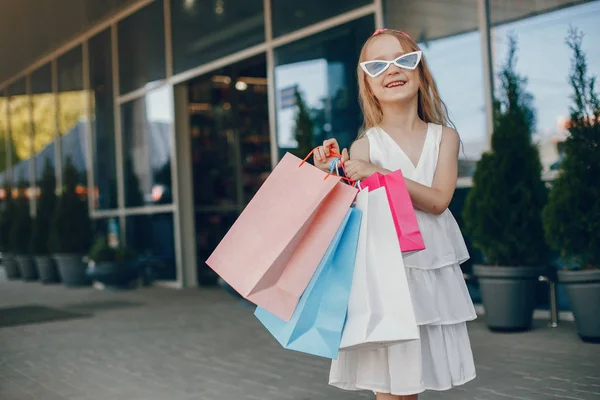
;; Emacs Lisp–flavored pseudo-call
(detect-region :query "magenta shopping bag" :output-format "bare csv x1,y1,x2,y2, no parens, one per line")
361,170,425,253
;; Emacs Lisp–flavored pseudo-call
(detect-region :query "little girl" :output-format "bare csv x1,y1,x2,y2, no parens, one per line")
314,28,477,399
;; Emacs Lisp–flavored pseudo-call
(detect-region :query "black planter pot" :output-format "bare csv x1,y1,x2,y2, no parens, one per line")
54,253,91,287
35,255,61,284
2,254,21,280
558,269,600,343
86,261,139,289
474,265,547,332
15,255,38,281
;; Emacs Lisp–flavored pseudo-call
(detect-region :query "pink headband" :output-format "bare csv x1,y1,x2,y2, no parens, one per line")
371,28,414,41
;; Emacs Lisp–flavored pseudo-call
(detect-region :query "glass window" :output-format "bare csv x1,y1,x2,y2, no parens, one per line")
118,1,166,94
31,63,57,190
385,0,487,177
126,213,176,281
84,0,141,25
0,93,8,186
187,54,270,286
421,34,485,177
274,16,375,159
491,1,600,179
384,0,486,280
91,216,122,246
385,0,486,178
8,79,31,192
171,0,265,74
271,0,371,38
90,29,118,210
121,85,173,207
58,46,89,196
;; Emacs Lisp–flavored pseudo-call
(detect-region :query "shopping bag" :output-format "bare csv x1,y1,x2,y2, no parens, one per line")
206,152,358,322
254,206,362,359
339,187,419,350
362,170,425,253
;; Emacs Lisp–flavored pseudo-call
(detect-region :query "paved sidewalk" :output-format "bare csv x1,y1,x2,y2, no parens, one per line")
1,270,599,400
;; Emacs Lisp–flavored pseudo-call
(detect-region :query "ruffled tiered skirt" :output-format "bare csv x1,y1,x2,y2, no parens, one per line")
329,209,477,395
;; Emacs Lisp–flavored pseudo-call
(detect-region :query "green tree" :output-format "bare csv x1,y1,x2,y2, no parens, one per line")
30,159,56,254
542,28,600,269
0,136,19,170
463,35,548,266
292,88,315,159
49,156,92,254
9,181,32,254
0,185,16,253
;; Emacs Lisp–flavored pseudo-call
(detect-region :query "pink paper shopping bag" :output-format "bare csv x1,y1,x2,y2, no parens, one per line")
206,152,358,322
361,170,425,253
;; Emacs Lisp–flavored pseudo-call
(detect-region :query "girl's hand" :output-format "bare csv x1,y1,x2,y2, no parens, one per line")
313,139,348,172
344,159,378,181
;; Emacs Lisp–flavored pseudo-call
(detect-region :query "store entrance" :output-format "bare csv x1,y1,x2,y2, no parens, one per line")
187,54,271,286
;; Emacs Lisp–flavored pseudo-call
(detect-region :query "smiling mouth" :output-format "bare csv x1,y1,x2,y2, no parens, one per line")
385,80,407,88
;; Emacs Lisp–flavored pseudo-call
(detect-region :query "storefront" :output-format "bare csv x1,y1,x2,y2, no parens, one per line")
0,0,598,288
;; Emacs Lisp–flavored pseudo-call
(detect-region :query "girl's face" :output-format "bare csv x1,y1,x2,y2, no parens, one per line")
363,34,421,105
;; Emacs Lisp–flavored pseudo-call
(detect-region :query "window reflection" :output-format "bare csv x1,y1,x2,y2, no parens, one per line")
31,63,57,193
271,0,371,37
171,0,265,73
274,16,374,159
188,54,270,286
90,29,118,210
189,55,270,208
0,95,8,187
385,0,486,177
8,80,30,194
118,0,166,94
420,33,485,177
491,1,600,179
384,0,486,278
121,85,173,207
126,213,176,281
58,46,89,197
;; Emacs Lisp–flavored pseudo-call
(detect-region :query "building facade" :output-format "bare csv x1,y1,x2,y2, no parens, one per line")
0,0,598,288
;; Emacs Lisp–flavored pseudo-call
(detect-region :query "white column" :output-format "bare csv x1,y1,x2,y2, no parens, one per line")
172,83,198,288
27,75,36,215
478,0,495,149
111,24,127,241
374,0,384,29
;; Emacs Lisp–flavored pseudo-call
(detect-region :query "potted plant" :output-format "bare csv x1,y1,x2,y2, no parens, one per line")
49,157,92,287
86,235,138,289
10,182,37,281
463,35,549,331
30,159,60,283
542,29,600,342
0,185,20,279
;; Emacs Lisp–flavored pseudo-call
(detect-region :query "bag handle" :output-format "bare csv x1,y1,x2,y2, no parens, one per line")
327,152,358,187
299,147,357,186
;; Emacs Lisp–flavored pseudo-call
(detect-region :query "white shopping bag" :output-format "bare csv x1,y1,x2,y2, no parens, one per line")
339,187,419,351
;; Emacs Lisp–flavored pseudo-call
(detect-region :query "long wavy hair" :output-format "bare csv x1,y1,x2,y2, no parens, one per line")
357,29,454,138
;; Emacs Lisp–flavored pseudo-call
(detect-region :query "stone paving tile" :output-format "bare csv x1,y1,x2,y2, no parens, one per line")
1,269,599,400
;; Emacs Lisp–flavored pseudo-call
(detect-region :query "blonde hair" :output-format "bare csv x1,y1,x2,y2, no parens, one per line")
357,30,454,138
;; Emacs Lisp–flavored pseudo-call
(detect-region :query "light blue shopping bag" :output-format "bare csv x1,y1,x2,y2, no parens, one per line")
254,207,362,359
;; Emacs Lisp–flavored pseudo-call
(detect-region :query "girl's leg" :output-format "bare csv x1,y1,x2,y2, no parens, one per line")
376,393,399,400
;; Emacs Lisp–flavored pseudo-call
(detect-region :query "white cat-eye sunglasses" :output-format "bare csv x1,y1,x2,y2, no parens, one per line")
360,51,422,78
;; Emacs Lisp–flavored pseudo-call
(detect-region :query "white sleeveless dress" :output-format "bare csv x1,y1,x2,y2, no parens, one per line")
329,123,477,396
